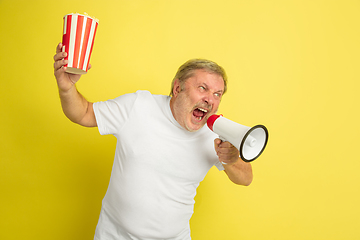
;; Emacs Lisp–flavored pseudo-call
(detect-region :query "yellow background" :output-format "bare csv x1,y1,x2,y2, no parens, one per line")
1,0,359,239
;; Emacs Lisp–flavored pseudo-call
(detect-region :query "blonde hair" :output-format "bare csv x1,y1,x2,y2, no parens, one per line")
170,59,227,96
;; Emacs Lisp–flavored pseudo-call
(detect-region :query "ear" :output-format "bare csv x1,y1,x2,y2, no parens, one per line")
172,79,181,97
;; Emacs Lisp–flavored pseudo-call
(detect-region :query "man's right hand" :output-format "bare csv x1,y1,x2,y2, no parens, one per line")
53,43,82,92
53,42,97,127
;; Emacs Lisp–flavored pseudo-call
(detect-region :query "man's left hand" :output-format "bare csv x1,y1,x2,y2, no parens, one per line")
214,138,239,165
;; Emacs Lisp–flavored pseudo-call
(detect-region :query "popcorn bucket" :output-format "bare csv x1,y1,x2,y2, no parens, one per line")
62,13,99,74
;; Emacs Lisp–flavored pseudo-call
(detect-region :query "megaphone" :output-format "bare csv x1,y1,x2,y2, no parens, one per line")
207,114,269,162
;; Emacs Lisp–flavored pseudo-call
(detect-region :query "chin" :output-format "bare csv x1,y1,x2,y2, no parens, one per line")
185,122,205,132
186,128,199,132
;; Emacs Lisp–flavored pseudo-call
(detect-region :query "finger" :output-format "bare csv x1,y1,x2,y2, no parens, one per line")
218,143,239,158
54,59,68,72
214,138,221,152
219,141,233,148
54,65,66,78
216,143,239,154
217,151,239,164
53,52,67,64
56,42,63,54
214,138,222,146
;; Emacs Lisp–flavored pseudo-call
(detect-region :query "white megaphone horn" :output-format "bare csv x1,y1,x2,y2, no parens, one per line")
207,114,269,162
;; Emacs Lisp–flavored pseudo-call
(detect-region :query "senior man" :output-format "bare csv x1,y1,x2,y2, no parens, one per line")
53,43,252,240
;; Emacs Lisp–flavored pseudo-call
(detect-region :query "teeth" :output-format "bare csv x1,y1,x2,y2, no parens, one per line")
198,108,208,113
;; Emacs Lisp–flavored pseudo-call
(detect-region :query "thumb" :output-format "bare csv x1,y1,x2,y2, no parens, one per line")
214,138,222,149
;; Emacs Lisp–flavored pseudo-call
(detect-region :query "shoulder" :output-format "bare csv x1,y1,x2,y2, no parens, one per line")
133,90,170,109
94,90,152,107
135,90,168,101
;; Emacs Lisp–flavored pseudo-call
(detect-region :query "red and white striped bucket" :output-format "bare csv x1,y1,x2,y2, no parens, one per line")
62,13,98,74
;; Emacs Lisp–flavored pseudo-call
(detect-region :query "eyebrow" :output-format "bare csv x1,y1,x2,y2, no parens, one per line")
203,83,224,94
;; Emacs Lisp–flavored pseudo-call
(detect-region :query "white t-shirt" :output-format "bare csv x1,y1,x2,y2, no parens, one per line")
93,90,224,240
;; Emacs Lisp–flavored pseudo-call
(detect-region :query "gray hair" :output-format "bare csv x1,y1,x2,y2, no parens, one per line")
170,59,227,96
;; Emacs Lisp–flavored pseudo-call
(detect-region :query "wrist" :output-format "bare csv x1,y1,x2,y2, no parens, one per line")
58,83,76,96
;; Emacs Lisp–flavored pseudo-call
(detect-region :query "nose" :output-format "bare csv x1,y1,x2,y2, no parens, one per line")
203,92,214,106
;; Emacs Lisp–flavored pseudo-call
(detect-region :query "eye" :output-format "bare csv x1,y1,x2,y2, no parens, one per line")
199,86,206,91
214,92,222,98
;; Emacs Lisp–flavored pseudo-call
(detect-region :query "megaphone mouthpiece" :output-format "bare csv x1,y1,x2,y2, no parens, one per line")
207,114,222,131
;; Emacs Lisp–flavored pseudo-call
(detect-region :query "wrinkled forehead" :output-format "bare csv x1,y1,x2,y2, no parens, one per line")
185,69,225,91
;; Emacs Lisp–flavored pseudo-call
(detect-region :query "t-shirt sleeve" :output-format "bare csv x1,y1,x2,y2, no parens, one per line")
214,161,225,171
93,92,138,136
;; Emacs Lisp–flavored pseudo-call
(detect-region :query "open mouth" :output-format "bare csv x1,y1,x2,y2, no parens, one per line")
193,107,208,121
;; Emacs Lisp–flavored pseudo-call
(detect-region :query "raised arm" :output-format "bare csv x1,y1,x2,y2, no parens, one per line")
53,43,97,127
